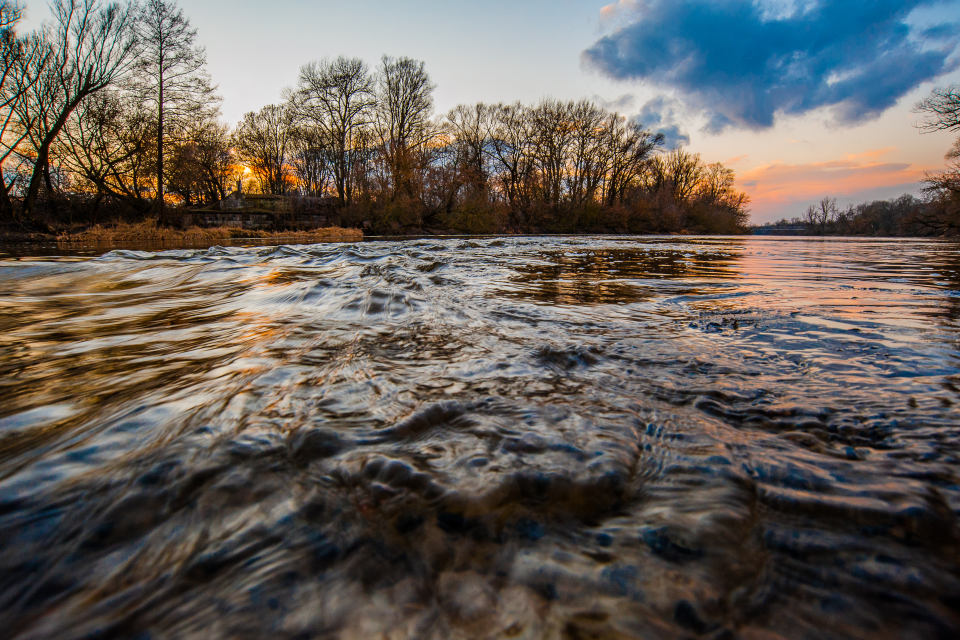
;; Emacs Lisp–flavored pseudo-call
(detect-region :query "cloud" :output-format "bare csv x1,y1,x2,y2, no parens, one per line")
922,22,960,41
634,97,691,149
736,148,936,220
583,0,960,131
599,0,639,20
592,93,637,111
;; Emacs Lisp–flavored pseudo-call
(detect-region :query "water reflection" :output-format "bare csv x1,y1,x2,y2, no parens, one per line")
0,237,959,638
505,245,743,304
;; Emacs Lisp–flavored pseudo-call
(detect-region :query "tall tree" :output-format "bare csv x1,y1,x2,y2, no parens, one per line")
18,0,137,218
133,0,215,215
374,55,434,199
487,103,535,222
294,57,374,205
528,100,573,207
918,85,960,233
445,102,491,197
600,113,662,207
565,100,605,207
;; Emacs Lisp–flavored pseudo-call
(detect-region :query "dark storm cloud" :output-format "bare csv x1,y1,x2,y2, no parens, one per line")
583,0,959,131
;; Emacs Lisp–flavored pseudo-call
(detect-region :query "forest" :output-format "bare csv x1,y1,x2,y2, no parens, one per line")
0,0,751,236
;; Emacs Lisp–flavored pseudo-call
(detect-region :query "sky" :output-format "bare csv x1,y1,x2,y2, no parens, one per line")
18,0,960,223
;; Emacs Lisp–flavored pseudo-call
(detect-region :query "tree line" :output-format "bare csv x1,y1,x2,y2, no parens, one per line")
0,0,750,235
758,195,936,236
761,87,960,237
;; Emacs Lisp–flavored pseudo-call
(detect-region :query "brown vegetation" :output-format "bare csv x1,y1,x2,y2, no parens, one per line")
54,220,361,245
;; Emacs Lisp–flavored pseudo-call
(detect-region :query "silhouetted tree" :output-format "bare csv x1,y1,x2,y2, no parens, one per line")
918,86,960,133
918,86,960,234
599,114,661,209
288,124,329,197
133,0,216,214
18,0,137,218
805,197,837,234
233,104,292,195
445,103,491,200
166,117,232,205
0,2,48,220
294,57,374,205
374,55,434,200
59,89,153,207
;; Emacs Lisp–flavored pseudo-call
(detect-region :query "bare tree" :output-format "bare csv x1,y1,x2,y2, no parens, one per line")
564,100,605,207
697,162,736,206
58,89,153,206
912,84,960,233
805,197,837,234
487,102,535,225
601,113,662,207
374,55,434,199
665,149,704,203
18,0,137,217
293,57,373,206
166,118,232,205
233,104,292,195
133,0,216,215
445,103,492,198
917,86,960,133
288,124,329,197
192,120,233,203
528,100,574,207
0,2,48,218
0,2,16,30
693,161,750,231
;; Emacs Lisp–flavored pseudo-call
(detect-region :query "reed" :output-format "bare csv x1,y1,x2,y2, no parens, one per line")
55,220,363,245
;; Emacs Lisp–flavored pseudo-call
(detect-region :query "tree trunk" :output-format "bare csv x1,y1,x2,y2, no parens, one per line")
0,173,14,224
43,160,53,192
24,99,82,218
156,68,164,221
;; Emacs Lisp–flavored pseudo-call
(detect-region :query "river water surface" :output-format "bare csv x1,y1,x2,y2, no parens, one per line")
1,236,959,639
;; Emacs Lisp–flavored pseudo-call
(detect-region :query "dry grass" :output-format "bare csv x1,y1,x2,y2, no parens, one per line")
55,220,362,246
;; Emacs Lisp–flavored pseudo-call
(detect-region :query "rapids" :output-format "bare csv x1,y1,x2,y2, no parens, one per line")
1,236,959,638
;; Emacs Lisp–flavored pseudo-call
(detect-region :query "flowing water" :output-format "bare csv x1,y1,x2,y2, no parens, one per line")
1,236,959,639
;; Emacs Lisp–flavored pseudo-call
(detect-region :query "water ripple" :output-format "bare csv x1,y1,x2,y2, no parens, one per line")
0,236,959,638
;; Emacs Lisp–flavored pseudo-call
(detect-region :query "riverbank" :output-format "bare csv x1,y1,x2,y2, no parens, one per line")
0,220,363,246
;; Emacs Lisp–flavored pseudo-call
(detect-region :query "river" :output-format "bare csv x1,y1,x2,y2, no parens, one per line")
1,236,958,638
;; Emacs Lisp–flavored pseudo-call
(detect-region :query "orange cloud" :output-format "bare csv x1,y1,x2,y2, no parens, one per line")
737,148,934,214
600,0,638,19
842,147,899,162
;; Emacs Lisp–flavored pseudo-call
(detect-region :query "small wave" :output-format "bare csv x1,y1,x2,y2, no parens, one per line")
0,236,959,638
